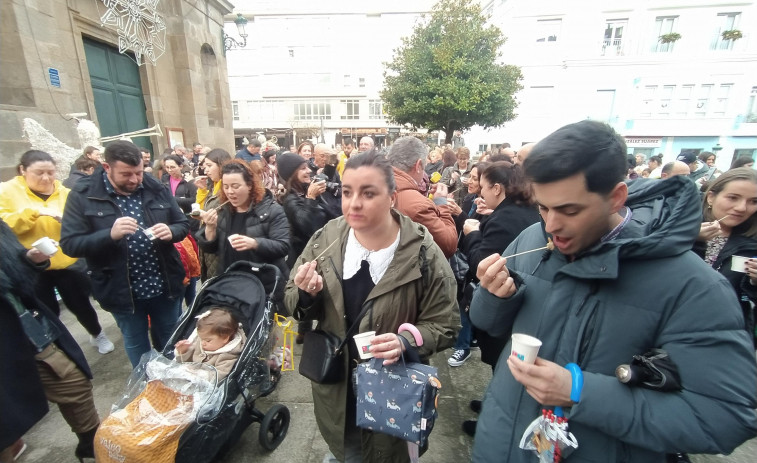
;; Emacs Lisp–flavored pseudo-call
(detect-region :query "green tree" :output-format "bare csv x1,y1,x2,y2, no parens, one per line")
381,0,522,144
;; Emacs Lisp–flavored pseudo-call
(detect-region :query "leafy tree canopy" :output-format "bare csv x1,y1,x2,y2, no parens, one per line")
381,0,522,143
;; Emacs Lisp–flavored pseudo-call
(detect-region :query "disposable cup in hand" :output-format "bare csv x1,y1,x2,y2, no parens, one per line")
32,237,59,256
731,256,751,273
228,233,240,244
353,331,376,360
511,333,542,364
190,203,201,216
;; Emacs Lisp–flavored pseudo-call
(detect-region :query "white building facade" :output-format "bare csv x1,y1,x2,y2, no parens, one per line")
225,0,757,170
472,0,757,170
224,0,436,151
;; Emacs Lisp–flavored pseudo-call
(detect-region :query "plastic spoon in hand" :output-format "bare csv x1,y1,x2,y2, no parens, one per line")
502,239,555,260
715,214,730,223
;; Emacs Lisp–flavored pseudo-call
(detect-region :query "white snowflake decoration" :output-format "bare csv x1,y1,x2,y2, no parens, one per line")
98,0,166,66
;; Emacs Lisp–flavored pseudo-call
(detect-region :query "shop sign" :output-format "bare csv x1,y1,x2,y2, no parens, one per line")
625,137,662,148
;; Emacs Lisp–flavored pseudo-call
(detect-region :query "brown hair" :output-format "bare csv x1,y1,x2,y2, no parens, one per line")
456,147,470,160
703,167,757,238
297,141,314,156
481,161,533,206
196,307,239,340
218,159,265,205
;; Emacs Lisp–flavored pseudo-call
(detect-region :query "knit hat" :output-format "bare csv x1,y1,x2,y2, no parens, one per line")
277,152,306,182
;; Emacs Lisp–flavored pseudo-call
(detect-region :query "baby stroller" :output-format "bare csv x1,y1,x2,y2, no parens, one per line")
96,261,290,462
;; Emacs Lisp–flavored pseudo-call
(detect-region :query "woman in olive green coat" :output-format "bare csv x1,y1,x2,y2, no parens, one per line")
285,151,458,463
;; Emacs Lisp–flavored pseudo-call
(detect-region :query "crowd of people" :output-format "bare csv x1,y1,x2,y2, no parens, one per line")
2,124,757,463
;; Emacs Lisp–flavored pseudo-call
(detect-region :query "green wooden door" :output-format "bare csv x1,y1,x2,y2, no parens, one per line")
83,38,153,155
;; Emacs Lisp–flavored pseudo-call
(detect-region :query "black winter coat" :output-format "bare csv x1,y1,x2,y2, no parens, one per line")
462,197,540,366
60,168,189,314
693,233,757,343
196,190,291,300
281,190,329,268
0,219,92,448
161,173,198,213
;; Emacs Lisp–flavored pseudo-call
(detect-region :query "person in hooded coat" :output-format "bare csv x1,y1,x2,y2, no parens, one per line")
469,121,757,463
0,219,100,462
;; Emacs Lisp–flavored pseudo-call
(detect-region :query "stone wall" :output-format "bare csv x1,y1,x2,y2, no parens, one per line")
0,0,235,181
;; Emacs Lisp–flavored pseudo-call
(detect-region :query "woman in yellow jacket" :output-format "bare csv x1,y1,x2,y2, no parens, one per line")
0,150,114,354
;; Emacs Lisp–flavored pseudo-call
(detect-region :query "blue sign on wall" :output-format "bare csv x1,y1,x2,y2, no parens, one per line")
48,68,60,88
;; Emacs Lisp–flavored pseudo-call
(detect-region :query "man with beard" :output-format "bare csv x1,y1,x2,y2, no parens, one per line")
61,140,189,367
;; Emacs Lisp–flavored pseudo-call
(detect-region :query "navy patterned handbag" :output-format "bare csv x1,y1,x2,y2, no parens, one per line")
355,356,441,446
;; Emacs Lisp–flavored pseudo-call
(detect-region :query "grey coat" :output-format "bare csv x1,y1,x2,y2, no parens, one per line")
470,176,757,462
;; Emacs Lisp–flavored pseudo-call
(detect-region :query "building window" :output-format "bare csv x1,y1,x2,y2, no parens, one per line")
712,83,733,116
674,84,694,117
289,49,294,57
359,77,366,88
232,101,239,121
248,100,285,121
695,84,713,117
293,101,332,121
589,89,616,121
639,85,656,118
657,85,675,116
733,149,757,164
341,99,360,119
343,75,351,87
653,16,678,53
746,86,757,123
602,19,626,56
369,100,383,119
713,13,740,50
535,19,561,43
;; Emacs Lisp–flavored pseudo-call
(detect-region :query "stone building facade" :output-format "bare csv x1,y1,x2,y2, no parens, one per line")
0,0,236,180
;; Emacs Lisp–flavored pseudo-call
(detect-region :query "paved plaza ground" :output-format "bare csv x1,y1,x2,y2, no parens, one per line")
18,304,757,462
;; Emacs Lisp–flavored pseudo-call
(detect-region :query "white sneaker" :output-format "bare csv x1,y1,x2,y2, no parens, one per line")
90,332,115,354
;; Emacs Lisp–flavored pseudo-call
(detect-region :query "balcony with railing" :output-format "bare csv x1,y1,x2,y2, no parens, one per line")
601,38,623,56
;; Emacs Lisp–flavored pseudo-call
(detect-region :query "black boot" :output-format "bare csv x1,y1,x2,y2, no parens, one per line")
75,427,98,462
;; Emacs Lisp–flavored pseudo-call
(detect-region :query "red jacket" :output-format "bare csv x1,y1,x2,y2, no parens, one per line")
392,167,457,258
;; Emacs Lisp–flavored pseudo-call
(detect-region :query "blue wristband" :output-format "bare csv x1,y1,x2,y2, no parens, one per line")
566,362,583,403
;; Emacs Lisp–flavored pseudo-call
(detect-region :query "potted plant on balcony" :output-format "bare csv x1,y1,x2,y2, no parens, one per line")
722,29,743,41
659,32,681,44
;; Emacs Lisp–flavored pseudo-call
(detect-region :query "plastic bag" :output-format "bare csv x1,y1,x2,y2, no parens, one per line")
94,351,219,463
519,408,578,463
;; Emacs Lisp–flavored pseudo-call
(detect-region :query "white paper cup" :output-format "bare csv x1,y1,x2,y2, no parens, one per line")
190,203,201,215
731,256,751,273
511,333,542,364
353,331,376,360
228,233,240,244
32,237,59,256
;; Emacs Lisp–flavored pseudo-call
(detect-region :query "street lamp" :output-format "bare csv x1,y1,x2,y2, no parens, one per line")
712,143,723,153
224,14,249,52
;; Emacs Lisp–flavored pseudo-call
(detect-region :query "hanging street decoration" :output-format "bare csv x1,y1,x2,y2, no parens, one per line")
97,0,167,66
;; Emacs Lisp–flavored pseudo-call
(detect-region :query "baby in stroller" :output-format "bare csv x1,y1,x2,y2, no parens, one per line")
174,307,246,381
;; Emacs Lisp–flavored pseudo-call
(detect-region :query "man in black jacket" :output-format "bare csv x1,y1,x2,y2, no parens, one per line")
61,140,189,367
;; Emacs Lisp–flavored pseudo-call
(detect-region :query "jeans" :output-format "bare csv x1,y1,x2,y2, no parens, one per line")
184,277,198,308
35,268,103,337
454,300,473,350
111,292,182,367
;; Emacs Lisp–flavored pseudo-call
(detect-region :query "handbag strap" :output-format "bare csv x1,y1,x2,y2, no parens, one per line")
336,300,374,352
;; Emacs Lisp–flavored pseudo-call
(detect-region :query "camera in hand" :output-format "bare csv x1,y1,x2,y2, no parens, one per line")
313,173,340,195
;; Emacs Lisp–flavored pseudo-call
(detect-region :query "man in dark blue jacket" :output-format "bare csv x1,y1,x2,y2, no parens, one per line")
61,140,189,367
470,121,757,462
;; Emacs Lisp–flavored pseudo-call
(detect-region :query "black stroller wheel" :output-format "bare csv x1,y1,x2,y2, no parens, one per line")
259,404,290,451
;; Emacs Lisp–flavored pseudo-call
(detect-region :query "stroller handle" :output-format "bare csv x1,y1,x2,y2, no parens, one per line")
223,261,282,302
